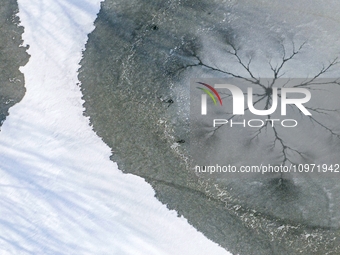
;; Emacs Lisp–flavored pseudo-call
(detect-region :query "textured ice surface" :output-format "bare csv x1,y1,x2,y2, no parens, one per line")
79,0,340,254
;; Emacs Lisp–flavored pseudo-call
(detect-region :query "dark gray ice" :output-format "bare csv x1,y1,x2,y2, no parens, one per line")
0,0,29,127
79,0,340,254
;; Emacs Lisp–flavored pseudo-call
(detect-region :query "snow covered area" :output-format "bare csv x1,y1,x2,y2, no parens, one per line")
0,0,230,254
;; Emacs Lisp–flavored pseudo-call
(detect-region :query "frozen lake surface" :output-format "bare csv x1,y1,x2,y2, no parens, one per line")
1,0,340,254
79,0,340,254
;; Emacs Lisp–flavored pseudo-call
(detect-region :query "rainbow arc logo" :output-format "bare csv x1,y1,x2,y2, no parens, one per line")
196,82,223,106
